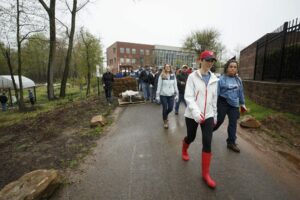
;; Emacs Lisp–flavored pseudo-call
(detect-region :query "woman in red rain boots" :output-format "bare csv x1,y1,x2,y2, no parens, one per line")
181,50,218,189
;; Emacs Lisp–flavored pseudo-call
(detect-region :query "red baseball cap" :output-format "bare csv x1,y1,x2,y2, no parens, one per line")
198,50,217,61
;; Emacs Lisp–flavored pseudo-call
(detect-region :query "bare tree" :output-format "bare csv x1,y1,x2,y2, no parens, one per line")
59,0,90,98
80,28,92,96
183,28,225,58
0,44,19,106
0,0,46,110
38,0,56,100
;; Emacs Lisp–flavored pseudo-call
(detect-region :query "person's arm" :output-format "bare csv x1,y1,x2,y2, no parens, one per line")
156,75,162,97
174,75,179,97
184,75,202,123
238,78,247,112
212,83,218,124
238,78,245,105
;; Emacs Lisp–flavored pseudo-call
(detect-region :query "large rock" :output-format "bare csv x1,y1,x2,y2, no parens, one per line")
90,115,106,127
0,169,61,200
240,115,261,128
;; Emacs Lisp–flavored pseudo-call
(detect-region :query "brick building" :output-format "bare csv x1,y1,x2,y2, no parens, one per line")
106,41,196,73
106,41,154,73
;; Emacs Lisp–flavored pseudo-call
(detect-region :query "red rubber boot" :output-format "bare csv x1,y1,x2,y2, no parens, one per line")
202,152,216,189
182,140,190,161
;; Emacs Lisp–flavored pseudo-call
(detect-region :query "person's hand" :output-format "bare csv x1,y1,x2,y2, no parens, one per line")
240,105,247,113
175,95,179,102
213,117,217,126
199,113,205,124
156,96,160,103
102,84,105,87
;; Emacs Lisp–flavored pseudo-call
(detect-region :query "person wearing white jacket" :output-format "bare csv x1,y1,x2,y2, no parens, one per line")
156,64,179,129
182,50,219,189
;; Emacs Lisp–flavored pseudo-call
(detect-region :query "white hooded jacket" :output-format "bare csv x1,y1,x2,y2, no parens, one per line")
184,70,218,123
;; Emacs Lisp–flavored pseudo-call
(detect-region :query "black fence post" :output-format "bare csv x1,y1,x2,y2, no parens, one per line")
254,42,259,80
277,22,288,82
262,34,269,81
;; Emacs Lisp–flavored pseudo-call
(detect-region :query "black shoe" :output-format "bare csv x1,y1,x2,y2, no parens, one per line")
227,144,240,153
175,112,178,115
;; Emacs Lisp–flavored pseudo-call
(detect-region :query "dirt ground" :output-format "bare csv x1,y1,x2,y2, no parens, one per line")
0,98,300,191
0,96,115,189
238,114,300,174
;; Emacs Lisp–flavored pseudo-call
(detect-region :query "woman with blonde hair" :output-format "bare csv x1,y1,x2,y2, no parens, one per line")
156,64,179,129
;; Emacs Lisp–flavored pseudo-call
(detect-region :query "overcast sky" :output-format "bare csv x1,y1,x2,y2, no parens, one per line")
76,0,299,60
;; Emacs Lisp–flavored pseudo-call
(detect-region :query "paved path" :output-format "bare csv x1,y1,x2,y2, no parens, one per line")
53,103,300,200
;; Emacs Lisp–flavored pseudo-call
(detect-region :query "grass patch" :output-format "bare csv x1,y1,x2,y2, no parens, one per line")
246,96,300,125
245,96,275,121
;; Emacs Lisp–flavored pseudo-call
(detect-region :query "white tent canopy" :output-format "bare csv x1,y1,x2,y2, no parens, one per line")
0,75,35,89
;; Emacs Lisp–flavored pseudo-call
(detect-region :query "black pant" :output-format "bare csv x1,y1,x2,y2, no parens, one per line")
104,87,112,103
184,117,214,153
213,96,240,144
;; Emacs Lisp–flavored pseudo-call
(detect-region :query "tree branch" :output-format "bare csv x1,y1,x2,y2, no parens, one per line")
56,17,70,37
77,0,90,12
20,28,46,43
38,0,50,12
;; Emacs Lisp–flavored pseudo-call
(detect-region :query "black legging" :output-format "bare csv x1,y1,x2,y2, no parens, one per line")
184,117,214,153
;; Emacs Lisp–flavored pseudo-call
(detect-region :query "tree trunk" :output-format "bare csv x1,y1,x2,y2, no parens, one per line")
4,50,19,107
16,0,25,111
60,0,77,98
86,62,91,96
39,0,56,100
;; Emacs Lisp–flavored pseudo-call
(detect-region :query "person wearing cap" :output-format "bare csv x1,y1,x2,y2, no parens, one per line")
156,64,179,129
174,65,189,115
182,50,218,189
213,58,247,153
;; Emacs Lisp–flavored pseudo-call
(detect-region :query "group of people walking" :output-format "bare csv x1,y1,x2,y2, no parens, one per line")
155,50,247,189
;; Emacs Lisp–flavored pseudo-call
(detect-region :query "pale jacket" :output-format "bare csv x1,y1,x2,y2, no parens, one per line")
184,70,218,123
156,73,179,97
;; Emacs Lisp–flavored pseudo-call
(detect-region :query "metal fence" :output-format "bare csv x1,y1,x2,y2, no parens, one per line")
254,18,300,82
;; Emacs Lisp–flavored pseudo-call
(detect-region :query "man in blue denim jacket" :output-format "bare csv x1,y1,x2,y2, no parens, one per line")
213,58,247,152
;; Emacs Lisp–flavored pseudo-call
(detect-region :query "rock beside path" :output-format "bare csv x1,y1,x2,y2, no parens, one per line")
0,169,62,200
90,115,106,127
240,115,261,128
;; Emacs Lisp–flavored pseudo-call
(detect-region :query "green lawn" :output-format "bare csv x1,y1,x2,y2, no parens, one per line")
245,96,300,124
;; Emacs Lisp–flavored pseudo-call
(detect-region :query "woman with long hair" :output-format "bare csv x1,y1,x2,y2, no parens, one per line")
156,64,179,129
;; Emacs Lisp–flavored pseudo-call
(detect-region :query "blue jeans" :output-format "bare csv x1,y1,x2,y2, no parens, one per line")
175,93,187,113
142,82,150,100
160,95,174,120
1,103,7,111
213,96,240,144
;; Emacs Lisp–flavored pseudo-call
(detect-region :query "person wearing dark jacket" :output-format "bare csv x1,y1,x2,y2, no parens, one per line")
154,67,162,103
175,65,189,114
102,68,114,104
0,92,8,111
139,66,151,101
148,68,156,102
